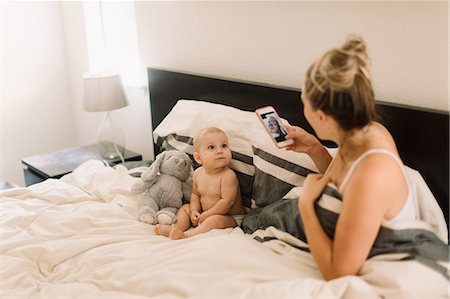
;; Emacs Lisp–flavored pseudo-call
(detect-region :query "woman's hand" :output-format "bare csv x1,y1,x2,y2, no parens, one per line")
299,173,331,208
285,125,332,173
190,210,201,227
285,125,321,154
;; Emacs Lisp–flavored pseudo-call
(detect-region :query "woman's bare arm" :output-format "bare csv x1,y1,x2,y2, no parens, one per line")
299,155,402,280
285,125,332,173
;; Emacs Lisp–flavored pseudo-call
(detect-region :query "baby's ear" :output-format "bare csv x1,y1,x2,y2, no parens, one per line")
193,152,202,165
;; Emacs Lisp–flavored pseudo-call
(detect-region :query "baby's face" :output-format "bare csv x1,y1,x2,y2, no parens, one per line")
268,117,280,133
197,132,232,169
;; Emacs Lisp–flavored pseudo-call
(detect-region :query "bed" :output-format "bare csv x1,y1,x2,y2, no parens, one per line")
1,67,449,298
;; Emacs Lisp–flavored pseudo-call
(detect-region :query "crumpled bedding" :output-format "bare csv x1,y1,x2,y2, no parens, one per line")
1,160,448,298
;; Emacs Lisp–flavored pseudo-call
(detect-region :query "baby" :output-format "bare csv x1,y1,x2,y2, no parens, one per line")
155,127,246,239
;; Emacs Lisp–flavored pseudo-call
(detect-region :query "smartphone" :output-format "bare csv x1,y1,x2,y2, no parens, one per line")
255,106,294,148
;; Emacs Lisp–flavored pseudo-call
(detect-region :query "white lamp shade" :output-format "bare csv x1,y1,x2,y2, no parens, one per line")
83,72,129,112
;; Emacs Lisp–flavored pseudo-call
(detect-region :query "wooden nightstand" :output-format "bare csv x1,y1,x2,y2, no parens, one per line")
22,144,142,186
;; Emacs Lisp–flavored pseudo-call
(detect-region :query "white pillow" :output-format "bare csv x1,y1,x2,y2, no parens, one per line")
405,166,448,243
153,99,276,208
153,99,277,176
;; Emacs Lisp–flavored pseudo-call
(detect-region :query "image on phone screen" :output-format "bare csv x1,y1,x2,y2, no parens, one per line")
260,112,288,143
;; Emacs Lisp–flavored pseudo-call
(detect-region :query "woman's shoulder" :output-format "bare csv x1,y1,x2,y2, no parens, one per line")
344,150,408,217
372,121,396,142
346,122,405,187
348,149,405,194
364,122,399,153
357,151,401,171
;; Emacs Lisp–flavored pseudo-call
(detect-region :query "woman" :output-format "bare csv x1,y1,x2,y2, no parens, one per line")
285,35,417,280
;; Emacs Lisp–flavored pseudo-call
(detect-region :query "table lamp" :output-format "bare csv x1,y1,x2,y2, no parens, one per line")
83,72,129,161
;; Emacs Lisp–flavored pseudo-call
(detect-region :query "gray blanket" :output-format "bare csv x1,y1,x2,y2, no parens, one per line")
242,188,449,279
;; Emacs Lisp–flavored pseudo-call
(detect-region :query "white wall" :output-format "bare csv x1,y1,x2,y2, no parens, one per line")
2,1,448,186
2,1,75,186
1,1,153,186
60,2,153,168
135,1,448,111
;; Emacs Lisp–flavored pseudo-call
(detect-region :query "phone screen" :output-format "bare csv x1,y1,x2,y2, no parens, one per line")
260,111,289,143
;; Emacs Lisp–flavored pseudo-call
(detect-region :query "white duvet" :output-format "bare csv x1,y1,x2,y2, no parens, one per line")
1,160,448,298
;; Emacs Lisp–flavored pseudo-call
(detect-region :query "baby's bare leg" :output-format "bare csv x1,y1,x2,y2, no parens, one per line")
155,204,192,237
154,224,172,236
172,204,192,231
171,214,237,239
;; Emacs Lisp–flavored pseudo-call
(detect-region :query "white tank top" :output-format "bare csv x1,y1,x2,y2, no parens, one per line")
337,149,418,224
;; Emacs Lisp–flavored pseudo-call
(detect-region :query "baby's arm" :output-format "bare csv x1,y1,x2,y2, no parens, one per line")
199,169,239,219
189,173,202,226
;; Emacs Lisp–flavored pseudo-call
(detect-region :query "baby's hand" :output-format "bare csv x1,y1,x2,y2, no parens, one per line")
190,210,201,227
197,212,209,224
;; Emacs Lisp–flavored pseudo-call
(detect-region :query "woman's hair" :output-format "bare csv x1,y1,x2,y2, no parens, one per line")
303,35,377,131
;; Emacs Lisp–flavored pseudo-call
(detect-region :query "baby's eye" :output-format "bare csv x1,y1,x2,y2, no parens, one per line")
221,144,228,149
207,145,215,150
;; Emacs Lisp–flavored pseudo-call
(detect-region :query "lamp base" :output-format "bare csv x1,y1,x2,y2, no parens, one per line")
97,111,126,162
98,142,125,160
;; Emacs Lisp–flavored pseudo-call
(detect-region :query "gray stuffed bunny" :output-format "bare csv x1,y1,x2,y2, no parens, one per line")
131,150,193,225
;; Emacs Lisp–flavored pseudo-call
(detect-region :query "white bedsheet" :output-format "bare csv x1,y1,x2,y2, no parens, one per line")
1,160,448,298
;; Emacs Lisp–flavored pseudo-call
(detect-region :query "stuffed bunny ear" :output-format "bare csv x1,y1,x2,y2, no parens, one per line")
141,151,166,182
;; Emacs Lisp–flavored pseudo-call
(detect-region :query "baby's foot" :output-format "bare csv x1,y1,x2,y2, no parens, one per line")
154,224,172,237
169,226,186,240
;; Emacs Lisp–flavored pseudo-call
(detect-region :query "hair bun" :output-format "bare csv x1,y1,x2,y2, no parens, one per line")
340,35,369,67
342,35,366,53
304,34,376,131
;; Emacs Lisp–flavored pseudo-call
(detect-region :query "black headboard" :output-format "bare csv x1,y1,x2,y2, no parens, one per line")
147,67,449,226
